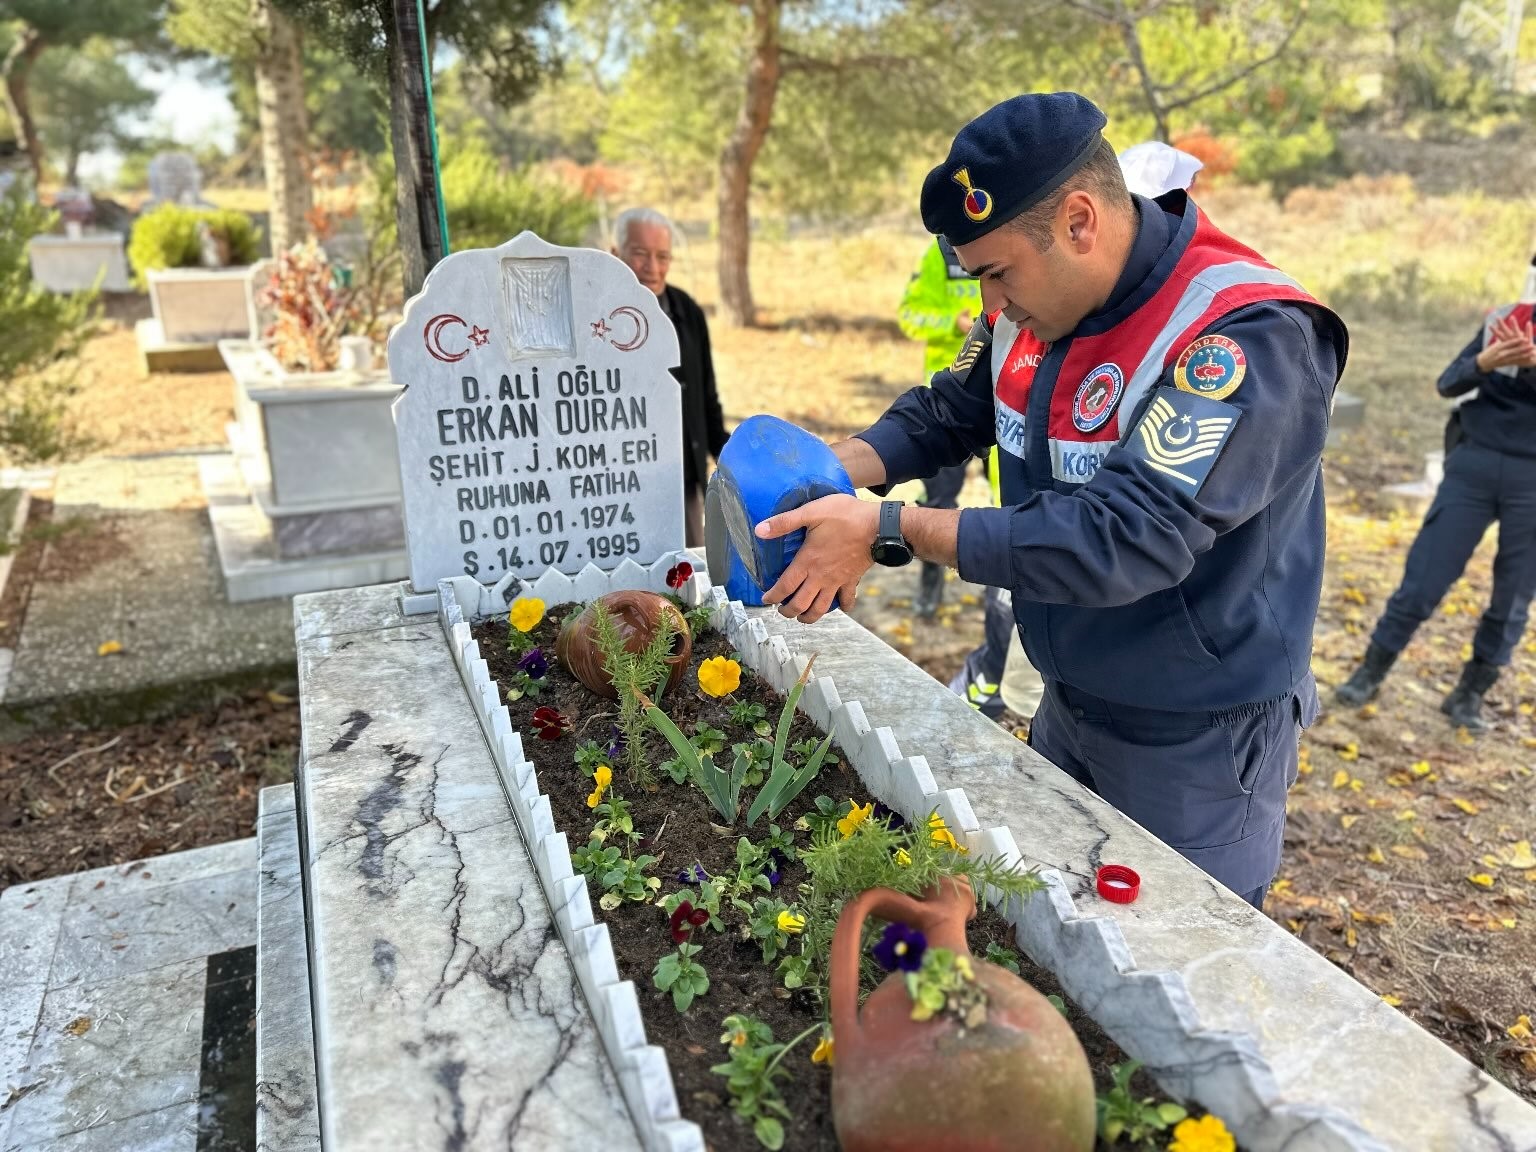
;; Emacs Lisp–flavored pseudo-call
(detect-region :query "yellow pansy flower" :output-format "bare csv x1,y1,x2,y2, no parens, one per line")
697,655,742,698
811,1035,834,1065
776,909,805,935
586,764,612,809
929,813,968,854
1169,1114,1235,1152
837,800,873,839
508,597,546,633
894,848,912,867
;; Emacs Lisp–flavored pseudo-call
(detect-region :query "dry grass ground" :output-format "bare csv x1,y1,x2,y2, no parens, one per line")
42,179,1536,1094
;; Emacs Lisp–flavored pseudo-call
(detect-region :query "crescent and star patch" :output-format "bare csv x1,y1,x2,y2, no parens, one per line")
1124,388,1240,494
1174,334,1246,401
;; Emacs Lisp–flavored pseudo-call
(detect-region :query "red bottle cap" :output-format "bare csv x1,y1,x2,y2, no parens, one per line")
1096,865,1141,904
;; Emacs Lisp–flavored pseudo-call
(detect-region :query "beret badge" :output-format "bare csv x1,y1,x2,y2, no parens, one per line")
951,167,993,224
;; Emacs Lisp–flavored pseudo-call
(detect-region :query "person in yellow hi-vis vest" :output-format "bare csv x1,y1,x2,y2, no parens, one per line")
897,236,984,618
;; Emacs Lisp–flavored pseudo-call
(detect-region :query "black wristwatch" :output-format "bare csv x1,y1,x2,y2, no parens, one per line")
870,500,914,567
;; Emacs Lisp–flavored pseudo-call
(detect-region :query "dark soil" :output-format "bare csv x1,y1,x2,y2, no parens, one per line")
474,609,1176,1152
0,688,300,887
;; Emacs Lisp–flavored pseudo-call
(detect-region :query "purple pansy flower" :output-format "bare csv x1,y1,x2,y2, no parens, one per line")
871,922,927,972
607,725,627,762
764,848,787,887
677,863,710,885
517,648,550,679
872,802,906,830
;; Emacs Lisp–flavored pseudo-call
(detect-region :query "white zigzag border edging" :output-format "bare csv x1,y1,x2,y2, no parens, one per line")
435,560,1385,1152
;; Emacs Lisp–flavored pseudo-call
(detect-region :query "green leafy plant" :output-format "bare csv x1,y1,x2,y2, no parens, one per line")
745,897,805,965
573,740,608,778
1096,1060,1188,1146
692,723,728,756
653,941,710,1012
661,883,725,935
684,603,714,638
718,837,774,908
983,941,1022,975
776,954,811,991
127,203,260,287
0,190,97,465
711,1015,819,1151
593,600,680,787
906,947,987,1027
798,795,845,840
592,794,639,848
572,836,659,910
642,695,749,824
729,699,771,737
746,659,835,827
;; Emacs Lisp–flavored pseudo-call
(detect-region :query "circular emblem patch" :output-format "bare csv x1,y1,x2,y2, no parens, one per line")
951,167,994,223
1174,335,1247,401
1073,363,1124,432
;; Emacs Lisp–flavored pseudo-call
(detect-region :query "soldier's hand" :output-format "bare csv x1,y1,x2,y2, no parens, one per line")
1477,332,1536,372
955,311,974,333
755,494,876,624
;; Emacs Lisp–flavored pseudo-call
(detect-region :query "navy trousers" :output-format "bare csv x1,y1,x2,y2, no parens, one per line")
920,462,968,510
1372,443,1536,666
1028,677,1318,907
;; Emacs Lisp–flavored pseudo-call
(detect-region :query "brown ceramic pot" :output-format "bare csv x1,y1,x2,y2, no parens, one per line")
829,876,1096,1152
554,591,692,700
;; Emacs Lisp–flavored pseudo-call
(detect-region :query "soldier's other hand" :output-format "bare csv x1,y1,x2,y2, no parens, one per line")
755,494,876,624
1477,333,1536,372
956,311,975,333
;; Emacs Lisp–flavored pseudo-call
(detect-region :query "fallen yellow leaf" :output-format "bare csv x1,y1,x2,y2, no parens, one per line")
1500,918,1518,929
1410,760,1432,777
1341,814,1359,829
1396,809,1417,821
1331,768,1349,789
1367,846,1386,864
1350,778,1364,792
1386,772,1411,787
266,690,295,705
1345,925,1358,948
1467,873,1496,889
1499,841,1536,869
1450,797,1479,815
96,641,123,657
1359,703,1378,718
1338,743,1360,762
1509,1015,1532,1041
1391,845,1428,861
1382,995,1403,1007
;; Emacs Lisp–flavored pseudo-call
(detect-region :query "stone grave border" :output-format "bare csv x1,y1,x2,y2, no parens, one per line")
431,561,1381,1152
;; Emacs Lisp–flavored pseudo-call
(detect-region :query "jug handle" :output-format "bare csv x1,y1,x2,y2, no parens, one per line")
828,879,975,1060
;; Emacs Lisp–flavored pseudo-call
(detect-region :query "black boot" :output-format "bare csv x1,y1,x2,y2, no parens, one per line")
914,562,945,619
1334,642,1398,706
1440,658,1500,733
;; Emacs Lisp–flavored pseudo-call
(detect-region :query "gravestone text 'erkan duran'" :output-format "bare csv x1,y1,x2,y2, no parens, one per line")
388,232,684,593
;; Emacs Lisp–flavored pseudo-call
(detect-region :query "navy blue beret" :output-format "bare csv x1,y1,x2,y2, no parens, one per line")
921,93,1108,246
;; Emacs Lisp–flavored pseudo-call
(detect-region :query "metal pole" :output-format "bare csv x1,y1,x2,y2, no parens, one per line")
392,0,449,279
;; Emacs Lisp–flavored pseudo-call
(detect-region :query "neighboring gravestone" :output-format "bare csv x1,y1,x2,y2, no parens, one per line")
387,231,684,594
146,151,204,207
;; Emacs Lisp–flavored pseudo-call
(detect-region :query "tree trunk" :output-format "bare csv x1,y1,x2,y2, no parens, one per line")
65,150,80,188
250,0,313,254
1116,7,1170,142
387,35,428,298
715,0,782,329
3,28,47,188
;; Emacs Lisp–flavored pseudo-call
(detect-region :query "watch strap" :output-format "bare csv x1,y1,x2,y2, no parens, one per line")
879,500,904,544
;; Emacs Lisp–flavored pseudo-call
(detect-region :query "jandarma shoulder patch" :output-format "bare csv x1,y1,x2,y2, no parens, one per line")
1123,387,1240,494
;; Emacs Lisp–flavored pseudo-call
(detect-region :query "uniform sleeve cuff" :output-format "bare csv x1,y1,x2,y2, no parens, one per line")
955,507,1013,589
853,425,929,493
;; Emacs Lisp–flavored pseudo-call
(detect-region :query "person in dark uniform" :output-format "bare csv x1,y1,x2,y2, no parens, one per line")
1335,266,1536,732
752,93,1348,909
612,207,730,547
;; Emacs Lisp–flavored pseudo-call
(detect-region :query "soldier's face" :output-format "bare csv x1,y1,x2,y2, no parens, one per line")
956,194,1102,343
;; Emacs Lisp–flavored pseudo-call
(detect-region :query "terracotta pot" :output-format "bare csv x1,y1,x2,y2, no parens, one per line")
829,876,1095,1152
554,591,692,700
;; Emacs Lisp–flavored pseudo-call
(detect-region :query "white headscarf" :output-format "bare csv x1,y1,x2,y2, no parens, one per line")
1118,141,1205,199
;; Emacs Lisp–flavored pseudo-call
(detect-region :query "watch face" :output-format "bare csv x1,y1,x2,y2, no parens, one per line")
871,539,913,567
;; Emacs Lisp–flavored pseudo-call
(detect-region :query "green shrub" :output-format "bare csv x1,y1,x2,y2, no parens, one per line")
0,189,97,464
127,203,261,286
1235,122,1340,199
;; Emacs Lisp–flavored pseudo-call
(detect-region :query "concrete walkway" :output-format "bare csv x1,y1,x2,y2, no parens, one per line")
0,455,296,737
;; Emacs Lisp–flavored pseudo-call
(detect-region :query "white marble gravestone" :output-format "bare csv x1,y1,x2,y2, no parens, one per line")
388,232,684,594
146,151,204,207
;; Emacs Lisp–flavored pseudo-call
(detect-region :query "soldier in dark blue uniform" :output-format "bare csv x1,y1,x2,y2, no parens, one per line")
1335,274,1536,732
754,93,1348,909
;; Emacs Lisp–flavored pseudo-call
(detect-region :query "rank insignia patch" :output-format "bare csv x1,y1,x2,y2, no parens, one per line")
951,167,993,223
948,317,990,381
1174,334,1247,401
1125,388,1240,493
1073,363,1124,432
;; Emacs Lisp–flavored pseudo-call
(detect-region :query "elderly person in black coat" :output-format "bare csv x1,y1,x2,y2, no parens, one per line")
611,207,730,547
